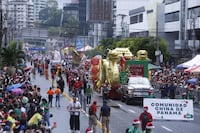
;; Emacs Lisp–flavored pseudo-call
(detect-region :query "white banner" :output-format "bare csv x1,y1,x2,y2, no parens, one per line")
143,98,194,120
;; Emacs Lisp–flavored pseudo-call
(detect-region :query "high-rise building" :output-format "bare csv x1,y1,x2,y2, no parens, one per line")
7,0,34,30
87,0,113,47
32,0,47,21
78,0,87,35
88,0,112,22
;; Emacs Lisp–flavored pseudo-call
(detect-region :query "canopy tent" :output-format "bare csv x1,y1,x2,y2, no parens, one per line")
78,45,94,52
148,64,161,70
177,55,200,68
184,65,200,73
189,66,200,73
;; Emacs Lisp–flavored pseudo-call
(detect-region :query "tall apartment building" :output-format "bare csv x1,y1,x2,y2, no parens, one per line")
32,0,47,21
7,0,34,31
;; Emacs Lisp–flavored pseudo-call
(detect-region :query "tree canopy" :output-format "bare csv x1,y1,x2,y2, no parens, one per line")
97,37,170,63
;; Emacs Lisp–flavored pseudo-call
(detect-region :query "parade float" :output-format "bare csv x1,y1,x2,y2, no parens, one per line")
90,48,133,99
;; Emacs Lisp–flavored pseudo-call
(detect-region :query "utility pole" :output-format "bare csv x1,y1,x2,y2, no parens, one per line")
0,0,3,48
117,14,126,38
190,10,198,57
155,21,160,66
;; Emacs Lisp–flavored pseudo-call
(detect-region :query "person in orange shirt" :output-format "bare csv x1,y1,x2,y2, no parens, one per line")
47,87,54,107
55,86,61,107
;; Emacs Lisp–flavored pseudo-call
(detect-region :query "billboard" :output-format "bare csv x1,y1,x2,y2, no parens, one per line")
143,98,194,120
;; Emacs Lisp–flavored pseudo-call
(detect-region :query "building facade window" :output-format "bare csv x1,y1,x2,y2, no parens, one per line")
188,6,200,18
165,0,179,5
165,11,179,22
130,14,143,24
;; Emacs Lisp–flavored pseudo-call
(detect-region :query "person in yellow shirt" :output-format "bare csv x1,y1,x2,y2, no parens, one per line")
55,86,61,107
28,109,43,126
7,111,18,131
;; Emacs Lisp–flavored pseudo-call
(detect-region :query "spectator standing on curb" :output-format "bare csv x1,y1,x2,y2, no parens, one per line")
47,87,54,107
99,100,110,133
55,86,61,107
139,106,153,132
88,101,97,133
126,119,141,133
67,97,81,133
85,85,93,105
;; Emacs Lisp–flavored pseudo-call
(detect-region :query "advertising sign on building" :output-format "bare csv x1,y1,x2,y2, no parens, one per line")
143,98,194,120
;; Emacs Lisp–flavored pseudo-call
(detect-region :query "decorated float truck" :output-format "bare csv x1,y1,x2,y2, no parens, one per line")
90,49,149,99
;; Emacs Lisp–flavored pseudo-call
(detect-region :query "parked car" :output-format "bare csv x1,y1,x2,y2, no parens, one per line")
120,76,154,104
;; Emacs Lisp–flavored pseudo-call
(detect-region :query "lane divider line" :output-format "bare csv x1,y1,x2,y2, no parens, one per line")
128,109,136,114
161,125,173,132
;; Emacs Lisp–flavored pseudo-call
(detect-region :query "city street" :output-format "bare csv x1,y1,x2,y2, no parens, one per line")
30,66,200,133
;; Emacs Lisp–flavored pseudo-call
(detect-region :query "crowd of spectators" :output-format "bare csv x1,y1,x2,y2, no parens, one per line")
151,66,200,104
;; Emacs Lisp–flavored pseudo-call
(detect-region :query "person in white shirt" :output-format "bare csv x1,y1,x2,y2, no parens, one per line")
67,97,81,133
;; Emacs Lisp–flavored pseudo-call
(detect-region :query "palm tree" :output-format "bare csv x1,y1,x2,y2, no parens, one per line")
0,41,25,68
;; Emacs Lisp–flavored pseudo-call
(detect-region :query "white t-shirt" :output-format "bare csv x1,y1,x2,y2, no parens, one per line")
68,101,81,116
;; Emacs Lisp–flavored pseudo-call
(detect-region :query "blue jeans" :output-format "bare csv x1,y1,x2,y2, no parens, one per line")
44,111,50,126
55,95,60,107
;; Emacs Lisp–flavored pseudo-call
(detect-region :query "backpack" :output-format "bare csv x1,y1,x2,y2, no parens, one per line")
88,106,93,115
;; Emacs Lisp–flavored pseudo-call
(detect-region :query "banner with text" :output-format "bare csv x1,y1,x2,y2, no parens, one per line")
143,98,194,120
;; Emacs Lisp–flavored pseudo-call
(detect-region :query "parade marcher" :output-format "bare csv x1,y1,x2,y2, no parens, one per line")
126,119,141,133
143,122,155,133
67,97,81,133
55,86,61,107
85,85,93,105
120,53,126,71
139,106,153,132
57,76,65,94
47,87,54,107
88,101,97,133
99,100,110,133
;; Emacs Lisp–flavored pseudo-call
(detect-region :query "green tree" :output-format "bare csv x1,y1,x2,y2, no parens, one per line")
63,16,79,43
0,41,25,67
115,37,170,62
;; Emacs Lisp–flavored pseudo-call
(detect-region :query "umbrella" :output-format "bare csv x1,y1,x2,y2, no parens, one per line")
7,83,23,91
11,88,24,95
24,66,32,72
187,78,198,84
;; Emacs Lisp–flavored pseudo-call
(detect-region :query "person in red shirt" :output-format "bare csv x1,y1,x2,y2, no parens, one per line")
120,53,126,71
139,106,153,131
89,101,97,133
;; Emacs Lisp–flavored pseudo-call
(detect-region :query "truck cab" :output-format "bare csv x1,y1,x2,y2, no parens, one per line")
120,76,154,104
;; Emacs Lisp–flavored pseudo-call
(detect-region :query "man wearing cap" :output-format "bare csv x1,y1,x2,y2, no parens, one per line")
99,100,110,133
143,122,154,133
127,119,141,133
139,106,153,131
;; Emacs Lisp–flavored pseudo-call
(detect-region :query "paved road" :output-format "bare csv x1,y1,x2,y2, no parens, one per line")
29,63,200,133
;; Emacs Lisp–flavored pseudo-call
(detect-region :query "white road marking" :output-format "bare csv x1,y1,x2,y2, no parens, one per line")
118,103,122,107
128,109,136,113
161,125,173,132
